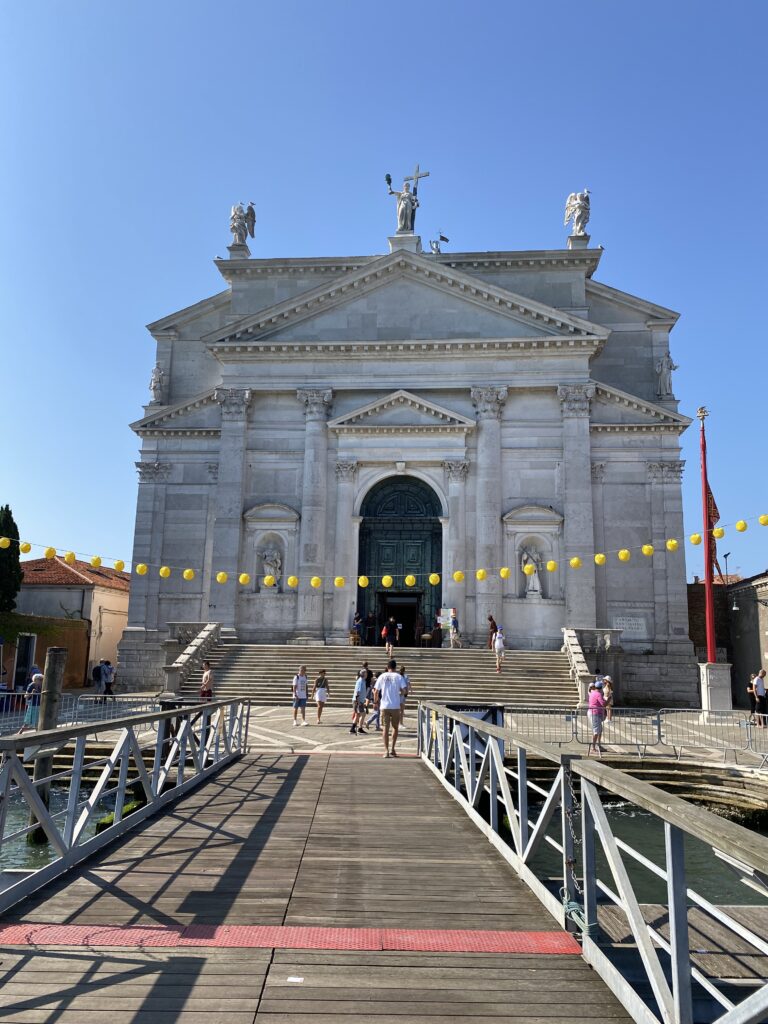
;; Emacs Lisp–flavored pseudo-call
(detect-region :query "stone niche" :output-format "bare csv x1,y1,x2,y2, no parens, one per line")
500,504,565,644
238,503,300,641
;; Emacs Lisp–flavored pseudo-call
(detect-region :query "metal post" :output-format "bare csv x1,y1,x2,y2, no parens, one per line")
441,712,449,774
561,762,577,930
113,739,130,824
468,725,476,798
63,734,87,847
27,646,67,845
581,788,597,937
665,822,693,1024
489,739,499,834
517,746,529,852
152,716,167,795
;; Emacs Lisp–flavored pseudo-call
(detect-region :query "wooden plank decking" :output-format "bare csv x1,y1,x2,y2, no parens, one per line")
0,753,633,1022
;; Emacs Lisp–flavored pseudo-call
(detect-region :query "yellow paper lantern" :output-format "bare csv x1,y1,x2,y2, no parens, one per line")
264,574,276,587
287,575,299,588
429,572,440,585
238,573,251,586
114,559,125,572
523,563,536,576
713,527,725,539
216,571,228,584
90,555,102,568
159,565,171,578
20,541,31,554
499,566,511,579
665,538,679,552
334,576,346,588
404,574,416,587
0,537,10,549
358,575,369,588
64,551,76,565
641,544,654,557
569,557,582,569
310,576,322,589
476,568,487,581
136,563,148,575
453,570,465,583
381,575,393,588
594,553,606,566
183,568,195,581
759,515,768,527
735,520,747,533
689,533,702,546
546,560,558,572
618,549,631,562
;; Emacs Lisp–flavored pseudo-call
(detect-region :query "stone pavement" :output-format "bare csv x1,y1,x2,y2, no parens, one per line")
245,705,419,755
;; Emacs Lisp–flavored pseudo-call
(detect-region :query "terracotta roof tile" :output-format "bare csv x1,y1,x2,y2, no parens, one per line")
21,558,131,592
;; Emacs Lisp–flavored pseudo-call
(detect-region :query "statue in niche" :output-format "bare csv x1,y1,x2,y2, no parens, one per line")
655,352,678,398
564,188,591,236
149,364,164,403
261,547,282,582
521,547,543,596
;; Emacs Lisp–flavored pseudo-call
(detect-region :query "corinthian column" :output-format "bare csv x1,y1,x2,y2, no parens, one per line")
471,386,508,637
443,460,469,633
295,388,333,637
557,384,596,627
331,459,358,638
208,388,253,628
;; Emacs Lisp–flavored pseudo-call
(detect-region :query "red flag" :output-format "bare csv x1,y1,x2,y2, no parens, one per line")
707,483,723,580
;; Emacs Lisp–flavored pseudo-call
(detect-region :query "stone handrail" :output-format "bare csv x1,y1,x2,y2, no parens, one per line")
163,622,221,694
561,627,593,706
570,626,623,652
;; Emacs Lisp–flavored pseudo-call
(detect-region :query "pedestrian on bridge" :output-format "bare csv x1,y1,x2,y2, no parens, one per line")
312,670,330,724
754,670,767,728
588,681,606,756
292,666,309,726
375,658,406,758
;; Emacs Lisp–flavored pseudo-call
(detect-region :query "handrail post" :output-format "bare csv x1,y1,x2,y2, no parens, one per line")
581,786,597,938
63,734,87,847
517,746,529,852
561,761,578,931
152,717,167,796
468,725,476,797
665,822,693,1024
489,737,499,834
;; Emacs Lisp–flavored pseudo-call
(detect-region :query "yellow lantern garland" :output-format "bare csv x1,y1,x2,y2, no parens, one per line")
453,570,465,583
114,560,125,572
689,533,702,545
618,549,631,562
381,575,393,588
735,520,747,533
641,544,654,557
546,560,558,572
358,575,369,588
90,555,102,568
500,566,511,579
64,551,76,565
476,568,487,581
569,557,582,569
20,541,31,554
159,566,171,578
334,576,346,588
239,573,251,586
310,576,322,589
287,575,299,588
594,553,606,566
713,527,725,539
759,515,768,527
666,538,679,552
429,572,440,585
523,563,536,576
0,537,10,549
136,563,148,576
404,574,416,587
183,568,195,581
264,575,276,587
216,571,228,584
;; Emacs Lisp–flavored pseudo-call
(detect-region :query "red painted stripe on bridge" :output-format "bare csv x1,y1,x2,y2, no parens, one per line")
0,922,580,954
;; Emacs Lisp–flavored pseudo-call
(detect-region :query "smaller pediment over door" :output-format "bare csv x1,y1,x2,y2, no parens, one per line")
328,390,475,436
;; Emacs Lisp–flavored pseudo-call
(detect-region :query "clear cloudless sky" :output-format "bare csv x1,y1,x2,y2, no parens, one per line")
1,0,766,580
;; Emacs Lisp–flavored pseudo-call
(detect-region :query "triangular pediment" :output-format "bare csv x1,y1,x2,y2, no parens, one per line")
130,390,220,436
591,383,692,433
328,390,475,435
204,250,608,351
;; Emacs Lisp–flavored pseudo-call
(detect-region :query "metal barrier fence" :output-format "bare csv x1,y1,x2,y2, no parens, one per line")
504,706,577,745
574,707,662,754
0,694,161,737
659,709,752,759
0,698,251,914
418,700,768,1024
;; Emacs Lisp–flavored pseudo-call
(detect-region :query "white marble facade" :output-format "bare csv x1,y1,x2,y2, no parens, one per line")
119,237,696,686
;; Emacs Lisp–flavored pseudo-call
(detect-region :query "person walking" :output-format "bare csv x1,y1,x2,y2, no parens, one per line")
602,675,614,722
365,671,381,731
200,660,214,701
374,658,406,758
449,614,462,649
350,669,368,734
587,680,607,756
292,665,309,726
101,660,116,703
487,615,498,650
747,673,757,722
312,670,330,724
19,673,43,733
91,660,102,691
399,664,411,724
383,617,399,657
492,626,505,673
754,669,767,728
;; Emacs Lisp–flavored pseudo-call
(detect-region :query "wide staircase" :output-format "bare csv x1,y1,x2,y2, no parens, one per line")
181,642,577,707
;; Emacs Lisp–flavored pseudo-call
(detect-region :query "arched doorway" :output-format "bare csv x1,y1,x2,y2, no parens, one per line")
358,477,442,646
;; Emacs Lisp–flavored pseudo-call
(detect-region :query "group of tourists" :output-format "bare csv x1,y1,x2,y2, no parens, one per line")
747,669,767,727
586,674,615,756
291,659,411,756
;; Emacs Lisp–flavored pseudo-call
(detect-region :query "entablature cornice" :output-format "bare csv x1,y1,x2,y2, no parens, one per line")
135,428,221,439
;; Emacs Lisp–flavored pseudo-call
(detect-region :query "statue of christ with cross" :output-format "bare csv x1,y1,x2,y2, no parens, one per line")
386,163,430,233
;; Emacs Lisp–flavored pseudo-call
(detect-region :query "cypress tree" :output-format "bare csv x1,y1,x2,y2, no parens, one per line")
0,504,23,612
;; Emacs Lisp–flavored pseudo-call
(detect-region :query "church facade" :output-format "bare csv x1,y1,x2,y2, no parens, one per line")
119,223,698,699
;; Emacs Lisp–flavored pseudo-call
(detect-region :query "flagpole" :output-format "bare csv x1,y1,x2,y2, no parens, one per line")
697,406,717,664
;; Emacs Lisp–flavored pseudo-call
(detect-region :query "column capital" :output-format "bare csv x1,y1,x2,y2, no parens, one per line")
647,459,685,482
591,461,606,483
443,459,469,483
214,387,253,420
297,388,333,419
557,383,595,417
471,386,508,419
335,459,358,480
135,461,171,483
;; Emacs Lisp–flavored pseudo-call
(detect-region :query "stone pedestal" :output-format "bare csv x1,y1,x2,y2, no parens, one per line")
227,242,251,259
388,233,422,254
699,662,733,711
566,234,590,250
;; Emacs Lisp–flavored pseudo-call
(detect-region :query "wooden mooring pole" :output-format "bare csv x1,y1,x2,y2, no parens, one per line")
27,646,67,845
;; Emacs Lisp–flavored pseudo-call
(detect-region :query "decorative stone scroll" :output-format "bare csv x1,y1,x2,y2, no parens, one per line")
470,386,508,420
214,387,253,420
647,460,685,483
443,460,469,483
297,388,333,419
591,462,606,483
135,461,171,482
557,383,595,417
335,459,358,480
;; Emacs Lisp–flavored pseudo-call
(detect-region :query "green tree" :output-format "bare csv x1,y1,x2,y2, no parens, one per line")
0,505,23,613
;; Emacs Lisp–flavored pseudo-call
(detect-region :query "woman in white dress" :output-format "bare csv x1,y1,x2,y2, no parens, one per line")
312,669,330,724
492,627,505,673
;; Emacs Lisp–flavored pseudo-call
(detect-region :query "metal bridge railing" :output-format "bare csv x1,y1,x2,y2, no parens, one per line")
418,700,768,1024
0,698,251,914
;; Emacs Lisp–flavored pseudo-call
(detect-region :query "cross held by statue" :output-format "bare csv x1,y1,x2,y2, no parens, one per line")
404,163,430,189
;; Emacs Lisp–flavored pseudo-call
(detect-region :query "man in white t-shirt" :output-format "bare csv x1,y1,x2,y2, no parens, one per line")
374,658,406,758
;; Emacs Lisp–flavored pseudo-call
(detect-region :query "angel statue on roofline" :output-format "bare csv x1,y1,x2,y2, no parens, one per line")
230,201,256,245
564,189,591,236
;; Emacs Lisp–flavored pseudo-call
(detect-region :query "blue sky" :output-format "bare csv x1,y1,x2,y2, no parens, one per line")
1,0,766,580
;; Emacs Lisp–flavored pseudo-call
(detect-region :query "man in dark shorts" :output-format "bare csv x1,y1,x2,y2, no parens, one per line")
374,658,406,758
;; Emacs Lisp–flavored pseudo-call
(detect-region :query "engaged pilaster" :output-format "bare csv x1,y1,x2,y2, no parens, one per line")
557,384,597,627
471,387,507,636
296,388,333,636
208,388,253,627
443,459,469,634
331,459,358,636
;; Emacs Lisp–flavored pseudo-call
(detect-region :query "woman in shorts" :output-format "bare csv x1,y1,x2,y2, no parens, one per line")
588,681,606,756
311,669,330,724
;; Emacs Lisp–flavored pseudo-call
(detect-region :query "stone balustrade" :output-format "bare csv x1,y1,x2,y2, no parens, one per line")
163,622,221,693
